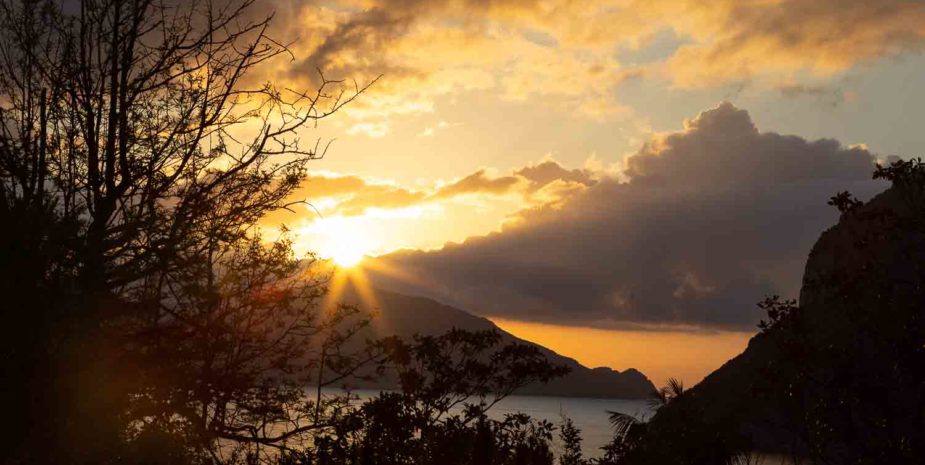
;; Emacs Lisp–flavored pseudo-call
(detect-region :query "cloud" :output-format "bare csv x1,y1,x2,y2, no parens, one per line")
346,121,391,137
337,185,428,215
418,120,455,137
267,0,634,121
260,159,597,225
433,170,522,198
660,0,925,87
258,173,423,224
515,161,596,191
365,103,887,329
259,0,925,123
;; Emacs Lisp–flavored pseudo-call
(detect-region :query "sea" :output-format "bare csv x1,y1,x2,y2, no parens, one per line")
331,389,654,458
475,393,654,457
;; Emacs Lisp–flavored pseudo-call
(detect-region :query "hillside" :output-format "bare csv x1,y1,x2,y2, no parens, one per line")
336,287,656,400
623,180,925,463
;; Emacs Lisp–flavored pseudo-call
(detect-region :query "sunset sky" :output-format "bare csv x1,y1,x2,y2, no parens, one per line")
256,0,925,385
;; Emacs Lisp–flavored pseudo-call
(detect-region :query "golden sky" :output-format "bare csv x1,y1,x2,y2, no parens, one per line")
492,318,753,387
256,0,925,385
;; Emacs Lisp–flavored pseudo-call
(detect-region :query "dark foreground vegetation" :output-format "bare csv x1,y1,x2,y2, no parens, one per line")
0,0,573,463
2,0,925,464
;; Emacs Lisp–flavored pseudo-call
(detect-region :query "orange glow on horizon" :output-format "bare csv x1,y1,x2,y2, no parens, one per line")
490,318,754,388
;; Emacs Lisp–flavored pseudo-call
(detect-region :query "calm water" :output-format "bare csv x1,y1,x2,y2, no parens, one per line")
479,394,654,457
337,389,654,457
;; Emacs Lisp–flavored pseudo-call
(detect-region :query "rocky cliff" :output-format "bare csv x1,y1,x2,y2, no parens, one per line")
626,180,925,463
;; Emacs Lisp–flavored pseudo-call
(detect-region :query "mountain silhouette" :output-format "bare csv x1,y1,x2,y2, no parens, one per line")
336,287,656,399
621,179,925,463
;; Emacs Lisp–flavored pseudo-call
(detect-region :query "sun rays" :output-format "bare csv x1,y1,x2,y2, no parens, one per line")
323,260,378,312
321,252,433,317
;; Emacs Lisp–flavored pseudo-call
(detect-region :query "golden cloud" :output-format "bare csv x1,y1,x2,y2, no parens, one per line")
258,0,925,123
658,0,925,87
260,160,599,227
433,170,522,198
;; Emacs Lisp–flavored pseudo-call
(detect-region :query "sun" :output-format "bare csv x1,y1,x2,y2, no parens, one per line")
292,216,379,269
329,245,366,267
313,219,376,268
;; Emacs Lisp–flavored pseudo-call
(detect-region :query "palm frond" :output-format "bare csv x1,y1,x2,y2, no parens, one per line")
647,377,685,410
665,377,685,399
606,410,642,440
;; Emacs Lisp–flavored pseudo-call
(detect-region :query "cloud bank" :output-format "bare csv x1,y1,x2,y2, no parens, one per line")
261,160,597,223
259,0,925,131
366,103,887,329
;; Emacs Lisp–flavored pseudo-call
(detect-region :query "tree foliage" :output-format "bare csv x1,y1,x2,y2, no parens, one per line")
0,3,571,462
0,0,378,462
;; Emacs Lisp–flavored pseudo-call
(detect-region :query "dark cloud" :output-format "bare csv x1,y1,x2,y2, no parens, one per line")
622,103,873,187
366,103,887,329
290,5,419,81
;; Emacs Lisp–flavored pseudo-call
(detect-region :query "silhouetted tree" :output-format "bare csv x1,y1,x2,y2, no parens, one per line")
0,0,375,462
0,1,573,464
595,377,742,465
558,417,584,465
292,329,569,465
755,295,800,334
